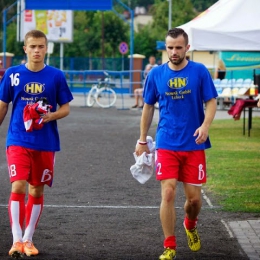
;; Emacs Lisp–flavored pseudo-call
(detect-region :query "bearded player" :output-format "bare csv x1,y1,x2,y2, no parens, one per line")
135,28,217,259
0,30,73,258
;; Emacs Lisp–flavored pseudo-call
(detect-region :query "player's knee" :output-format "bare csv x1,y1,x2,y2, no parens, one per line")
11,180,26,194
162,186,176,203
29,184,44,197
188,197,201,208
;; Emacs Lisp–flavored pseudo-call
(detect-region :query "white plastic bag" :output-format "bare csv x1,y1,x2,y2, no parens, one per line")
130,136,156,184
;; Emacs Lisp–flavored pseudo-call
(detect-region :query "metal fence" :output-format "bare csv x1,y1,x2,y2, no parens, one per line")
63,69,144,95
12,56,149,71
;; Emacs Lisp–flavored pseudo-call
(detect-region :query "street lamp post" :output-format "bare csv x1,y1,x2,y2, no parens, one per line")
168,0,172,30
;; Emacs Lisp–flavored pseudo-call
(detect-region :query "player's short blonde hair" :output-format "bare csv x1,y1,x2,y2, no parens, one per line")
24,30,48,46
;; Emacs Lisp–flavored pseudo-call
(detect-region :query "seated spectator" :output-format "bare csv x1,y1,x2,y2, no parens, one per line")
215,59,230,106
132,56,158,108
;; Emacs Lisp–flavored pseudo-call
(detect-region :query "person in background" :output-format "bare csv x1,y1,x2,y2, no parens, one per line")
0,29,73,258
257,98,260,107
214,59,226,80
132,56,158,109
214,59,231,106
135,28,217,260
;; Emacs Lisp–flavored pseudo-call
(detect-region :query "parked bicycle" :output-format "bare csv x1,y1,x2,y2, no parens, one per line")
87,71,117,108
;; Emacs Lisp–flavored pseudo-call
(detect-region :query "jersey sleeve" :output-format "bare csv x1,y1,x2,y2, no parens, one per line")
55,71,73,106
0,68,12,103
143,69,158,105
201,66,218,102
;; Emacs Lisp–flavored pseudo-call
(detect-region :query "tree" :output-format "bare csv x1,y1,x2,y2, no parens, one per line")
134,24,158,59
150,0,197,40
132,0,197,60
64,10,128,58
1,0,218,61
6,22,24,56
64,11,100,58
0,0,20,53
99,11,129,57
0,0,17,29
191,0,218,12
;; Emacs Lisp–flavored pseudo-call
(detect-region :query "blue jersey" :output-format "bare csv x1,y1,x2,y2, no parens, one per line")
0,64,73,151
143,60,218,151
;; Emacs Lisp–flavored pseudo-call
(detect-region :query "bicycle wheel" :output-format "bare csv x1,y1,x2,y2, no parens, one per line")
95,87,117,108
86,87,97,107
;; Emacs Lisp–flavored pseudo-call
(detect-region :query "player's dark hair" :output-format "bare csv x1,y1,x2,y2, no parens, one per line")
166,28,189,46
24,30,48,46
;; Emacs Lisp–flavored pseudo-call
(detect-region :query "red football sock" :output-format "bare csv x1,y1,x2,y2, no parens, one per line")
8,192,26,242
164,236,176,249
23,194,43,242
184,216,198,230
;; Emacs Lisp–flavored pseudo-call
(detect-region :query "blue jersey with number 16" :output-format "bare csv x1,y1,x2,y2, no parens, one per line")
0,64,73,151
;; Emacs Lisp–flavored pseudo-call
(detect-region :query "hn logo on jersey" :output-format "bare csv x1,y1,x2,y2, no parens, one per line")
167,77,188,89
24,82,45,95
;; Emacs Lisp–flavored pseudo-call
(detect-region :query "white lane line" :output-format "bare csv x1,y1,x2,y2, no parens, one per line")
221,219,234,238
0,204,219,209
0,186,218,210
201,189,214,208
0,204,160,209
201,190,234,238
44,205,160,209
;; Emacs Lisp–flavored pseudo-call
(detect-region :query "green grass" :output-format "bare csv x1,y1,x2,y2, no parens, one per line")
205,116,260,213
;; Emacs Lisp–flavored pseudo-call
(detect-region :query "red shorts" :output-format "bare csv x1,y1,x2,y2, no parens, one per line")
155,149,206,185
6,146,55,187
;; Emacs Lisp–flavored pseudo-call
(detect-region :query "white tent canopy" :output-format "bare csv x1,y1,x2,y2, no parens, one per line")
178,0,260,51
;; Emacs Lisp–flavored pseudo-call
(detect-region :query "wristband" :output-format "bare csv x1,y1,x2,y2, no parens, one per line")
138,141,147,145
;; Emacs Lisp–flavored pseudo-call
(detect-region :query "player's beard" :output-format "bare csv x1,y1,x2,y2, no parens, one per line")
169,55,185,66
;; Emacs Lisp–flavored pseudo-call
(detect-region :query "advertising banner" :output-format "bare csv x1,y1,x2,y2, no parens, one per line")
221,51,260,79
20,10,73,43
221,52,260,68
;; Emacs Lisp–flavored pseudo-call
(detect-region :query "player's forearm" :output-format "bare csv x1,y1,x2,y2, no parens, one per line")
0,100,9,126
203,98,217,128
42,103,70,123
139,103,154,141
54,103,70,119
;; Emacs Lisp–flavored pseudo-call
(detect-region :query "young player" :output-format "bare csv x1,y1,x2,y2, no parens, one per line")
0,29,73,258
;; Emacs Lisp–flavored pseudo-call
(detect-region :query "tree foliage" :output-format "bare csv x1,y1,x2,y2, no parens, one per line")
192,0,218,12
6,23,24,56
150,0,196,39
63,11,99,58
1,0,218,59
134,25,158,58
49,10,129,58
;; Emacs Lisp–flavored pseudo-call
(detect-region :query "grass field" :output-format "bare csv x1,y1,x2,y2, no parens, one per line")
205,116,260,213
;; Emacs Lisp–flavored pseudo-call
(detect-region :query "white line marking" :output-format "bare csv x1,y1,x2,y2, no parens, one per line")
221,219,234,238
44,205,160,209
201,189,214,208
0,204,219,209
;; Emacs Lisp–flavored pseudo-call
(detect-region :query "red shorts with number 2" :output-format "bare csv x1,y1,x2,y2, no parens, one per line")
155,149,206,185
6,146,55,187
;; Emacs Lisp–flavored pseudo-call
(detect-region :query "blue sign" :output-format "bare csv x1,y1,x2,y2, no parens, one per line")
119,42,128,55
221,51,260,79
25,0,112,10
